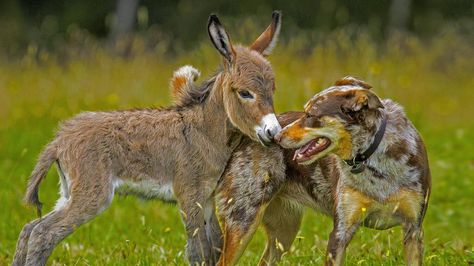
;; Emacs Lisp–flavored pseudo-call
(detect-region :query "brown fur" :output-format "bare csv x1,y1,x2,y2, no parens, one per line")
334,76,372,89
13,12,283,266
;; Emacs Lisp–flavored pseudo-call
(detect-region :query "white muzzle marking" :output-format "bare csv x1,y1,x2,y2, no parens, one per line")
255,113,282,145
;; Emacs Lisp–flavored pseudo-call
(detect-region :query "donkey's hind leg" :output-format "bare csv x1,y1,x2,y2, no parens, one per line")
12,218,43,266
13,211,69,266
13,165,71,266
24,173,114,266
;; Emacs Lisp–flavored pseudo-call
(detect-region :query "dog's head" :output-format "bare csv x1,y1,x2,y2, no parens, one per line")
276,77,384,165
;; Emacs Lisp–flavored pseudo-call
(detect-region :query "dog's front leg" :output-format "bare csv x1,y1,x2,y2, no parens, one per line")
216,197,267,266
215,170,283,265
215,142,285,265
326,218,360,266
403,223,424,266
326,188,366,266
258,196,303,266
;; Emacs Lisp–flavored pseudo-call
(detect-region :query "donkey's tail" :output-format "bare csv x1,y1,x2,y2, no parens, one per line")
24,142,58,217
170,65,201,106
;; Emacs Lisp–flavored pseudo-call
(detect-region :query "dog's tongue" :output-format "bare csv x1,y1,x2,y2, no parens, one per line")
293,137,331,162
293,140,316,160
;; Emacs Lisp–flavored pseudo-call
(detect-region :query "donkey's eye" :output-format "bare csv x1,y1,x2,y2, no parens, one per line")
238,90,254,99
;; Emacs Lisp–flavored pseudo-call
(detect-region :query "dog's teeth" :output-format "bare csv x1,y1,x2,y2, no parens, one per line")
293,152,298,160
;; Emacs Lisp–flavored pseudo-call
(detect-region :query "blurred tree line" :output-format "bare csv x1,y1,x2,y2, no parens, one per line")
0,0,472,57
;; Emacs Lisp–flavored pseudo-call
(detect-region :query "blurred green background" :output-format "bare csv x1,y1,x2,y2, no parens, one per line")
0,0,473,265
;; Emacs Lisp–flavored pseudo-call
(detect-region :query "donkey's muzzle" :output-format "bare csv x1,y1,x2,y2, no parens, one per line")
255,113,282,145
265,123,281,140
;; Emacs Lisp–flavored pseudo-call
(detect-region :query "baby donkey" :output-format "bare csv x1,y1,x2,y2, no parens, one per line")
13,12,282,266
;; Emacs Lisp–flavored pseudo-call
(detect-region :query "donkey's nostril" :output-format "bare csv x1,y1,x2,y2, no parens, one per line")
266,127,280,141
259,113,282,143
266,128,273,138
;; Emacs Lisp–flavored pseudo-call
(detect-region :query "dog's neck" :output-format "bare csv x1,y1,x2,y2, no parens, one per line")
345,112,387,173
339,99,421,200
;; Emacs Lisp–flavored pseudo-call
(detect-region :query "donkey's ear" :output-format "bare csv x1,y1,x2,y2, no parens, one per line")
208,14,235,64
250,11,282,56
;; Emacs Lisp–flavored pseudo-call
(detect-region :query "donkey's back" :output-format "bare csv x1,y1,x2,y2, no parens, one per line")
23,108,185,215
57,109,187,189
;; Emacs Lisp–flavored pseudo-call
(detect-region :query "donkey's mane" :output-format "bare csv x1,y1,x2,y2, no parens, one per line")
175,69,221,107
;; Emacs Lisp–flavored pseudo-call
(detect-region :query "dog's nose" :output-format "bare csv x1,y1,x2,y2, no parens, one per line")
273,132,282,143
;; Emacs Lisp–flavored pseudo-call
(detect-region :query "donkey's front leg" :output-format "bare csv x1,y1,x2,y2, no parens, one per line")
181,202,214,266
175,180,217,266
204,197,224,264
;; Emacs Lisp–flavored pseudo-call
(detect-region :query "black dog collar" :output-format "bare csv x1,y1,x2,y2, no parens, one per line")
345,113,387,174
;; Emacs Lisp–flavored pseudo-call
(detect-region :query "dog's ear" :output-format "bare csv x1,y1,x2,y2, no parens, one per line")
358,90,384,110
336,77,383,112
335,76,372,89
342,90,384,114
250,11,282,56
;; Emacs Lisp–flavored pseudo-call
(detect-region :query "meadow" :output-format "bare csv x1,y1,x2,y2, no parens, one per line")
0,30,473,265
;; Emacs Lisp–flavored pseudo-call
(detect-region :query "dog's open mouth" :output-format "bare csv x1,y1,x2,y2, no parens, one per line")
293,137,331,163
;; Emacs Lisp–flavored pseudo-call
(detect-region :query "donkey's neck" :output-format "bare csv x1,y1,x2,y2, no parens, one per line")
182,73,241,164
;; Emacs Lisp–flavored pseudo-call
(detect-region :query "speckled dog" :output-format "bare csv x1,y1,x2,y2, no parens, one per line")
274,77,431,266
170,72,431,266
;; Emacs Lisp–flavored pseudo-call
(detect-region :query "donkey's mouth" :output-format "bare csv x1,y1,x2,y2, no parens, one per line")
257,132,272,147
293,137,331,163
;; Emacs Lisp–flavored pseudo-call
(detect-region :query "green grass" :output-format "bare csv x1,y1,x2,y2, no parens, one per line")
1,31,473,265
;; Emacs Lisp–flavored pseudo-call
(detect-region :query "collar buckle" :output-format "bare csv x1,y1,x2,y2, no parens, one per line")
350,162,366,174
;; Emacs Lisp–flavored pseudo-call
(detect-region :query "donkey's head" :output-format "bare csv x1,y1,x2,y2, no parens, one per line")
208,12,282,146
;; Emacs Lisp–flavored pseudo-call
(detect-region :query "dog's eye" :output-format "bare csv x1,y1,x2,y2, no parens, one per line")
341,106,357,119
303,114,321,127
238,90,254,99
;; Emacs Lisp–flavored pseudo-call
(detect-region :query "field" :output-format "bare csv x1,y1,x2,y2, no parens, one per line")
1,31,473,265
